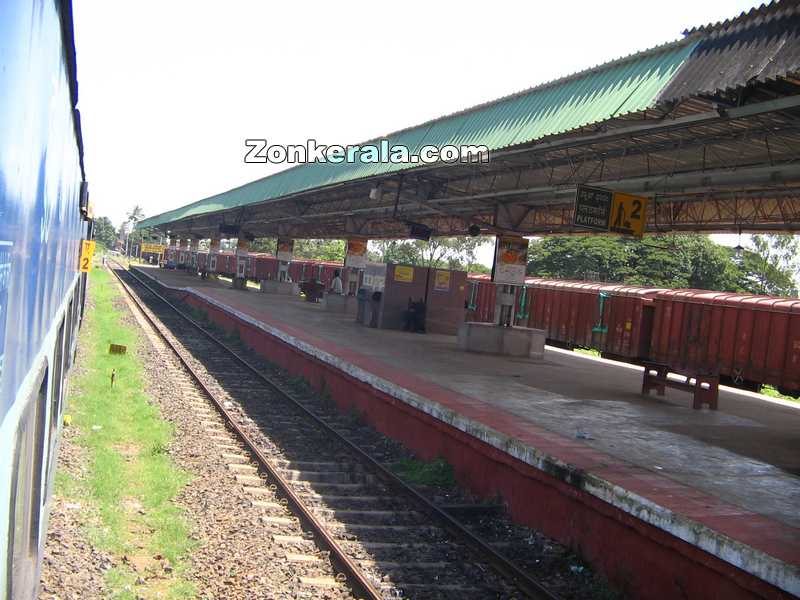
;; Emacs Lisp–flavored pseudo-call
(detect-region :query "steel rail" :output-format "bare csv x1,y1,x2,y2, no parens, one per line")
108,264,385,600
116,263,561,600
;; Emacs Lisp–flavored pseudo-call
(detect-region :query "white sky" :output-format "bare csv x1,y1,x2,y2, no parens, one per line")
74,0,761,264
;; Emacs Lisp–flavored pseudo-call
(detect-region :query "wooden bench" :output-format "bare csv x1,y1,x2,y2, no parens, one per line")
642,363,719,410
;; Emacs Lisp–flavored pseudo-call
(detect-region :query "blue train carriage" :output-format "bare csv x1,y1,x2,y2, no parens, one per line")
0,1,92,598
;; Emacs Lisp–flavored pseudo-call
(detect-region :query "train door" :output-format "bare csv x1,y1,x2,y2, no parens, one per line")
7,364,48,599
209,255,217,272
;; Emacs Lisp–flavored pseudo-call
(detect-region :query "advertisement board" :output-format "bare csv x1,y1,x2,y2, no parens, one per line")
236,237,250,256
492,235,528,285
345,238,368,269
276,238,294,262
433,270,451,291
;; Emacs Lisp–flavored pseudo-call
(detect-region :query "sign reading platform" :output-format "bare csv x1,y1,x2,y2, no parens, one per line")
573,185,612,231
574,185,647,238
140,243,166,255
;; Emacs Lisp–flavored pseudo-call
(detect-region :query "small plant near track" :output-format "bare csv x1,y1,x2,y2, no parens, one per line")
53,269,196,599
391,457,456,488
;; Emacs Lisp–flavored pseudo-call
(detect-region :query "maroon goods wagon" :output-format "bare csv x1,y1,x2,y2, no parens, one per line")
650,290,800,396
316,261,342,288
525,279,664,360
465,275,496,323
188,251,199,271
217,252,235,276
253,255,279,281
288,260,311,282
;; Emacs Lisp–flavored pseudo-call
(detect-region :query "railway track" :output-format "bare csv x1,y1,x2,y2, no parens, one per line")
110,263,561,600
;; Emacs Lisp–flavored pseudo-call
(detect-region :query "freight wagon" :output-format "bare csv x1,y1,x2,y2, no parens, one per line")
650,289,800,396
465,276,800,402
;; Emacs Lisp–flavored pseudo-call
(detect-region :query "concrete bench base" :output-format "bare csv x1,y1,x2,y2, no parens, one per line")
231,277,249,290
457,322,545,359
324,294,358,316
260,280,298,295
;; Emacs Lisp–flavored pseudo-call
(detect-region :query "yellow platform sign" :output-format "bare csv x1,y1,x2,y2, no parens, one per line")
394,265,414,282
609,192,647,238
140,243,166,254
79,240,96,272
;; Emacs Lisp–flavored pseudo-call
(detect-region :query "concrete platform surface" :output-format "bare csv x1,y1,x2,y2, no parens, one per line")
136,266,800,595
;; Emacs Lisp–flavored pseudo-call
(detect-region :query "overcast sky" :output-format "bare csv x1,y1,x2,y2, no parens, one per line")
74,0,760,257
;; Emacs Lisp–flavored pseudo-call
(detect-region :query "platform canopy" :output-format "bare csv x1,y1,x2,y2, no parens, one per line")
138,1,800,239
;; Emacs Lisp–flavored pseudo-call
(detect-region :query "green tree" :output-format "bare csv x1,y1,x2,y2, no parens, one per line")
126,205,145,227
741,235,800,295
294,239,346,261
527,236,631,281
369,240,421,265
250,238,277,253
128,227,155,253
369,236,491,269
93,216,117,249
526,234,797,296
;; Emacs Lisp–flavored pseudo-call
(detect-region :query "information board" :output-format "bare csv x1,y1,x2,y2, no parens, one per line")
276,238,294,262
79,240,96,272
492,235,528,286
574,185,648,237
573,185,612,231
345,238,368,269
609,192,648,238
394,265,414,282
433,270,451,291
235,237,250,256
140,243,166,255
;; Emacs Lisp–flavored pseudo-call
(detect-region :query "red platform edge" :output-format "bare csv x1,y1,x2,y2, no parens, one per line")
136,269,799,600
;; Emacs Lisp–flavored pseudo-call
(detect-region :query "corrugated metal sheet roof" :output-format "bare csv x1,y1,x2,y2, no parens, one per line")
138,39,698,229
683,0,795,35
659,0,800,102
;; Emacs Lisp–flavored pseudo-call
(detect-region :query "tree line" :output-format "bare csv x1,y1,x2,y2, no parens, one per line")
526,234,798,297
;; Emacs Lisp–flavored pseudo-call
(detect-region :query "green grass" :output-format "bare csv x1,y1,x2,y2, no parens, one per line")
574,347,601,358
56,268,196,598
761,385,799,402
391,457,456,488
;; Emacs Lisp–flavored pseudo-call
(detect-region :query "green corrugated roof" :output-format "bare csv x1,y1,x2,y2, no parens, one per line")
138,38,699,230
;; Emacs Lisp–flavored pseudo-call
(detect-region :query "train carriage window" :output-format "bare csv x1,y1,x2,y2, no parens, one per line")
45,319,66,499
63,299,74,371
6,364,48,599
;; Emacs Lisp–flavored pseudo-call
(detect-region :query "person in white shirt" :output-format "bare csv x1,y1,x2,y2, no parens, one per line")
331,269,344,295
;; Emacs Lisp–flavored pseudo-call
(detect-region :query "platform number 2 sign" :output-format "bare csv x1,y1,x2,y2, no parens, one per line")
610,193,648,238
79,240,96,272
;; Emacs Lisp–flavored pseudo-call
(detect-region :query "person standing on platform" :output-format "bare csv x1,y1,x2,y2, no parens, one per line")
331,269,344,295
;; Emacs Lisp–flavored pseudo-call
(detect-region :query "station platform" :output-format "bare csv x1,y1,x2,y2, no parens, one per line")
132,265,800,599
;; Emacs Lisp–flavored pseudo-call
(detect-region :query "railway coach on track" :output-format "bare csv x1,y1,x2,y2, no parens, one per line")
0,1,92,598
